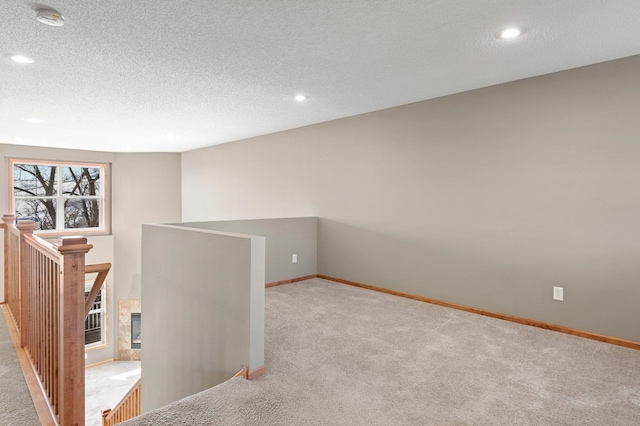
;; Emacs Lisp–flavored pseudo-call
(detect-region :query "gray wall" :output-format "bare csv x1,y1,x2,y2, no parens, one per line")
182,55,640,342
181,217,317,283
141,224,265,412
0,145,182,364
111,152,182,307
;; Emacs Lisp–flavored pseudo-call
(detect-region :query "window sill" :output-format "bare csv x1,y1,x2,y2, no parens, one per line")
36,229,112,239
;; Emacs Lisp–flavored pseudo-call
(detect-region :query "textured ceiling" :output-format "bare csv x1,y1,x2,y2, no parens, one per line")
1,1,640,152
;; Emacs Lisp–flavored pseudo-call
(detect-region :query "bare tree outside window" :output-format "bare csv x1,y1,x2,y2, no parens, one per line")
12,161,105,232
13,164,58,230
63,166,101,229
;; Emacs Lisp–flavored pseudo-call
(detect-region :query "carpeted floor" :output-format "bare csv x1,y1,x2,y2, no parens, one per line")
122,277,640,425
0,306,40,426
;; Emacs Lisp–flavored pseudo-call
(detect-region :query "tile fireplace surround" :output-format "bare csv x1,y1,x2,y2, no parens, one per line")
118,300,141,361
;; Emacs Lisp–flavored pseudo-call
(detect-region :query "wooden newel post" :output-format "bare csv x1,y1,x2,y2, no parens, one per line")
17,220,38,347
2,214,15,305
56,236,93,426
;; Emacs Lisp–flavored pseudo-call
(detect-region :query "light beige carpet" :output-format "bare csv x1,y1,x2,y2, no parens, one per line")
123,278,640,425
0,307,40,426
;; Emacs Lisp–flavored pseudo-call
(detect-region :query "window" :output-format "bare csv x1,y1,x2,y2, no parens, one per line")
85,281,106,348
10,159,108,233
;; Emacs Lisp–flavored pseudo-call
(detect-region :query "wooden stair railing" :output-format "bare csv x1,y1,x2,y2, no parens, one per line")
2,214,102,426
101,378,142,426
100,368,252,425
85,262,111,317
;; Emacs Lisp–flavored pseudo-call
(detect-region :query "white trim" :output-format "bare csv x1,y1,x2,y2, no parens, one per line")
9,158,109,234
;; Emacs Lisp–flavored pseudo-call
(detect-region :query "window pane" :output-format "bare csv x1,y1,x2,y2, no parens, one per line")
62,167,101,197
13,164,58,197
14,198,57,230
64,198,100,229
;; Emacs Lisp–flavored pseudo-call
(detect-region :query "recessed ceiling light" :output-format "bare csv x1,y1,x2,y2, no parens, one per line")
26,117,45,124
13,137,23,142
125,147,132,152
35,8,65,27
10,54,35,64
500,27,522,39
166,133,175,139
294,94,308,102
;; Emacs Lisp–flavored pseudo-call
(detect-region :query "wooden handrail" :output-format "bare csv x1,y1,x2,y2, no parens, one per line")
84,263,111,319
102,378,142,426
23,232,62,262
234,367,249,379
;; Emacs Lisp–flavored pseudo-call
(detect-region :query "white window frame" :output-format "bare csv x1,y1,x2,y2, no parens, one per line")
9,159,109,235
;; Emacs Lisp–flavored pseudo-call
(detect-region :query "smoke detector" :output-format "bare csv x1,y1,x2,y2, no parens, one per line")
36,8,65,26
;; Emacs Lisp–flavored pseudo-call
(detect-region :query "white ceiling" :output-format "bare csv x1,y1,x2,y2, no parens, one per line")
2,1,640,153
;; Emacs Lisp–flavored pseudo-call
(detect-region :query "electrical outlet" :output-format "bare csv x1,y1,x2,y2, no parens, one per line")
553,286,564,301
292,254,297,263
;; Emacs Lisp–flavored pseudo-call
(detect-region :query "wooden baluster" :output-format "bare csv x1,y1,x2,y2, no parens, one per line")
2,215,18,328
17,220,38,348
2,215,15,306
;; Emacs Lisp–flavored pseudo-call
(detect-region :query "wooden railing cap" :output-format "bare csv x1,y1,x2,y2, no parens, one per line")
55,236,93,256
57,236,88,246
16,220,38,232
